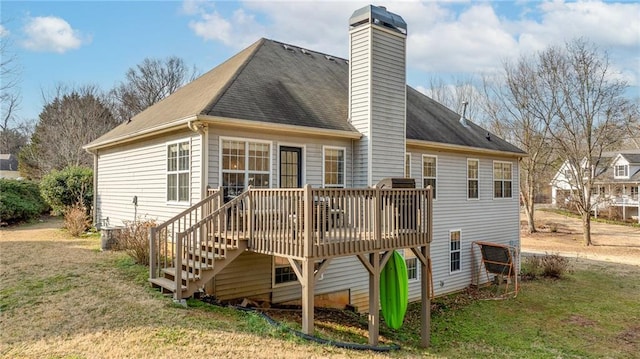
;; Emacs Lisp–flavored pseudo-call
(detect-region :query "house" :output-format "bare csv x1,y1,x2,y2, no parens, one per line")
551,150,640,222
0,154,20,179
85,5,525,345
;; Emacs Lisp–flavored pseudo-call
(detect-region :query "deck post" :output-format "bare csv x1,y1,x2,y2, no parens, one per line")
301,184,315,335
301,258,315,335
368,251,380,346
421,246,431,348
374,187,381,249
175,233,183,301
149,227,157,279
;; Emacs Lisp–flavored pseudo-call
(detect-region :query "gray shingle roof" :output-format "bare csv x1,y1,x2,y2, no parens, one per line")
88,38,525,155
621,153,640,164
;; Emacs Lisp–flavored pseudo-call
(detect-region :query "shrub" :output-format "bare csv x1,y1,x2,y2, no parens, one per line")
540,254,569,278
64,204,91,237
520,255,543,279
0,179,50,224
521,254,569,279
40,166,93,215
116,219,157,265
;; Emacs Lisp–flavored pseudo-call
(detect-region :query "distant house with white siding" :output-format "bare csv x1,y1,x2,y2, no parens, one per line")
551,150,640,221
85,5,525,339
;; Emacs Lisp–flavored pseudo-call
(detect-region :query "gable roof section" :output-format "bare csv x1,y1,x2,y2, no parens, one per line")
87,38,524,156
86,39,264,148
620,153,640,164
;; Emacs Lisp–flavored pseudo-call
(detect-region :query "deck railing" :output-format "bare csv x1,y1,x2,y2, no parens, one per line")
150,185,433,289
149,188,223,280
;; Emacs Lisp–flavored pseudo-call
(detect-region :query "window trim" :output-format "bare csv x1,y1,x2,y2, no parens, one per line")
272,257,323,287
614,164,629,178
219,137,273,196
405,153,412,178
449,229,462,274
166,138,191,205
322,146,347,188
422,154,437,199
493,160,513,199
467,158,479,200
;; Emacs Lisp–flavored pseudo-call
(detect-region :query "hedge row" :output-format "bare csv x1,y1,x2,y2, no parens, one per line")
0,179,50,224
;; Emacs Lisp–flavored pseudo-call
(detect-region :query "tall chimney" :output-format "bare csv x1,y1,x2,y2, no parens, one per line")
349,5,407,187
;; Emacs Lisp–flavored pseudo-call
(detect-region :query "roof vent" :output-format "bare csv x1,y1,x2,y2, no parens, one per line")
324,55,335,61
301,48,311,55
459,101,469,128
282,44,295,52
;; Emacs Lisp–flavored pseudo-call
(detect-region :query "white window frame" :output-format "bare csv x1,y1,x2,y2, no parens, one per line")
405,153,412,178
272,257,323,287
166,138,191,205
422,154,437,199
467,158,479,200
322,146,346,188
402,249,419,281
493,161,513,199
449,229,462,274
219,137,272,198
614,164,629,178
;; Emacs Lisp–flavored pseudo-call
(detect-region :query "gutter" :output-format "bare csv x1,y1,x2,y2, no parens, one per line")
84,115,198,151
406,139,527,159
197,115,362,140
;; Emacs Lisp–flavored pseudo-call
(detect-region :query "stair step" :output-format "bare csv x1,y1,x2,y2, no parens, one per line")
162,267,200,282
149,277,187,293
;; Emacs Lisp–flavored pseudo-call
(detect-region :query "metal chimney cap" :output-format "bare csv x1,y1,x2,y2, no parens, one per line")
349,5,407,34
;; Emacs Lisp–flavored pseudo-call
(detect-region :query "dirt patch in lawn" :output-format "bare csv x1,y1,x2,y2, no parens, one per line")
521,209,640,268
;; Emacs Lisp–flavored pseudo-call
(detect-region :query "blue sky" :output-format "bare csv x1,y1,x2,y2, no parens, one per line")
2,0,639,124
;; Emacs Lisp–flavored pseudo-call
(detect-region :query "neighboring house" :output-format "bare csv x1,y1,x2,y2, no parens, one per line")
85,5,525,341
0,154,20,179
550,150,640,222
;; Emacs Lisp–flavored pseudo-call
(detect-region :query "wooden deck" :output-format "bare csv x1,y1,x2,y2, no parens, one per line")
148,185,433,345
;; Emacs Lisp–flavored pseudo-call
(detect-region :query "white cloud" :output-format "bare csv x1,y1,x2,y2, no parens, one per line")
22,16,89,53
0,24,8,38
183,0,639,88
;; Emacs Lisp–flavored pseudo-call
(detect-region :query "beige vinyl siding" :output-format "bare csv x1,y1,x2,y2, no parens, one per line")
349,26,371,187
370,30,406,183
213,252,272,301
207,128,352,189
95,129,202,227
411,151,520,298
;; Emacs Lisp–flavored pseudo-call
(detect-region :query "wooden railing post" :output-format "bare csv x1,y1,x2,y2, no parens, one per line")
303,184,313,258
374,187,381,248
175,233,183,301
426,185,433,244
247,186,253,243
149,227,157,279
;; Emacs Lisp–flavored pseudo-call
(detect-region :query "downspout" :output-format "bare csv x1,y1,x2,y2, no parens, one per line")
188,120,208,200
85,147,99,228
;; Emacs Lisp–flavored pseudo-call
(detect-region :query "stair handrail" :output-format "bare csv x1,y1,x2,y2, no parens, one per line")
149,188,223,281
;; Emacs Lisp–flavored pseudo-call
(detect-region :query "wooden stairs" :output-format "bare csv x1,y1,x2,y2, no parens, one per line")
150,236,247,299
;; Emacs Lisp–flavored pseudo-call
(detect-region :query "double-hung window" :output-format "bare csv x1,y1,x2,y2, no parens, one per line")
615,165,629,178
221,139,270,198
423,155,437,199
403,249,419,280
323,147,345,188
450,230,461,273
493,161,513,198
467,159,479,199
167,140,190,203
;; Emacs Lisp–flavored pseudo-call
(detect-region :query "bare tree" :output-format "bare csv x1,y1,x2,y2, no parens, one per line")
482,55,559,234
109,56,198,122
19,85,118,179
426,75,485,122
0,23,28,154
539,39,634,246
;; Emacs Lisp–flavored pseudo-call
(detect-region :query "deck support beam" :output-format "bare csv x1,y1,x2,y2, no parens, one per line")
301,258,315,335
368,251,380,346
420,246,431,348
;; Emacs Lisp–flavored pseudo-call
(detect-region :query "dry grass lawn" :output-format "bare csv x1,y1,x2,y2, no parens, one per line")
0,218,404,359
